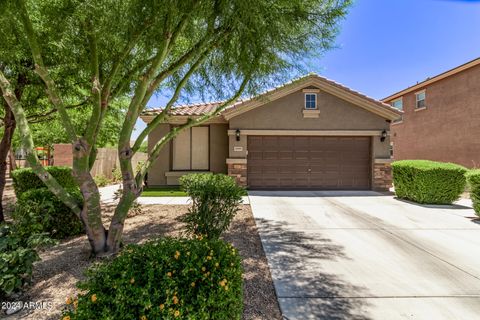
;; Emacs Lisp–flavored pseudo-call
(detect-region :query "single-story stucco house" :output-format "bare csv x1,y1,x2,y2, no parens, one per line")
140,74,402,191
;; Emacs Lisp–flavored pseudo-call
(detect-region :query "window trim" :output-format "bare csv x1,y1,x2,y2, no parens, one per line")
415,90,426,109
304,93,317,110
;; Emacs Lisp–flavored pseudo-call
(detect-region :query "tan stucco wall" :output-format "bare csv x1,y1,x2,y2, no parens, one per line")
228,88,391,159
147,123,170,185
147,87,393,187
209,124,228,173
230,89,388,130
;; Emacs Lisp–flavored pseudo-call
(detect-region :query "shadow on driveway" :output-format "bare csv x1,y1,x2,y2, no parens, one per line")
255,217,372,320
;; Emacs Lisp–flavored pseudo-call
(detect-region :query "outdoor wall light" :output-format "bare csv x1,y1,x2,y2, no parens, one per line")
235,129,241,141
380,129,387,142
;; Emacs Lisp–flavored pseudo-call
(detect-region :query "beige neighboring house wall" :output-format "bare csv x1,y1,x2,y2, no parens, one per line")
142,74,401,190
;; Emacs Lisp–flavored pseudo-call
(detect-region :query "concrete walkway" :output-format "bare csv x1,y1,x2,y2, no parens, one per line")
249,191,480,320
99,184,249,205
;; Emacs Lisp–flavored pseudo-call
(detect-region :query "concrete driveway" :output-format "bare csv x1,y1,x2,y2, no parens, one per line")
249,191,480,320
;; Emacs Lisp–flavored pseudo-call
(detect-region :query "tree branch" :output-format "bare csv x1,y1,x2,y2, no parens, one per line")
136,76,250,186
131,44,214,154
83,19,103,148
0,69,82,216
17,0,77,142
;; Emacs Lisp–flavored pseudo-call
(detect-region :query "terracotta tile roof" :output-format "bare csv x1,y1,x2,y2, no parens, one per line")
141,73,401,118
142,101,239,116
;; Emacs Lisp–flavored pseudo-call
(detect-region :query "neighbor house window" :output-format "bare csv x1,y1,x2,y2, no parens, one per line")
391,98,403,111
305,93,317,109
172,126,209,170
415,91,426,109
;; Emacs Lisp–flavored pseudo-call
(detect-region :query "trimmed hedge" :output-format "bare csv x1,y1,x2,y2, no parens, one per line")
62,238,243,320
392,160,467,204
13,188,84,239
179,173,244,240
11,166,77,198
466,170,480,216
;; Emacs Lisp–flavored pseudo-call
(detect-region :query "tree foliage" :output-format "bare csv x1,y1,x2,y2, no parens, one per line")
0,0,351,254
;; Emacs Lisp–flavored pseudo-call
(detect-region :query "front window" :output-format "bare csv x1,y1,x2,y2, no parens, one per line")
391,98,403,111
305,93,317,109
416,91,426,109
172,126,209,170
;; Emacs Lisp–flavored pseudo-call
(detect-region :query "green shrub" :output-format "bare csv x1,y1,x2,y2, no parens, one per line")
466,170,480,216
392,160,467,204
62,238,243,320
94,174,112,187
179,173,244,239
0,224,54,299
13,188,84,239
11,166,77,198
112,167,122,183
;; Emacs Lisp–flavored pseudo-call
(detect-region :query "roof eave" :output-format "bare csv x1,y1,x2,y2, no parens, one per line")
224,75,402,121
383,57,480,102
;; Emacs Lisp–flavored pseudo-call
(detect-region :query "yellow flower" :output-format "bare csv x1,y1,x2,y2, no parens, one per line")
197,234,203,240
174,250,180,259
186,251,190,256
173,296,179,304
219,280,226,287
130,278,135,284
225,285,229,291
215,262,219,268
174,310,180,317
191,282,195,287
63,316,71,320
66,297,72,305
140,316,147,320
159,304,165,310
207,256,212,260
73,299,78,309
91,294,97,303
167,272,172,277
201,267,206,272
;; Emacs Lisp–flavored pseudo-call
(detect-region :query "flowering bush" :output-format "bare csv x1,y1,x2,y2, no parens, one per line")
62,238,243,320
179,173,244,239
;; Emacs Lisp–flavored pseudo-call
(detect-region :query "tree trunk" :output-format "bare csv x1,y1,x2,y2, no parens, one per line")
72,139,107,254
105,145,139,253
0,101,16,223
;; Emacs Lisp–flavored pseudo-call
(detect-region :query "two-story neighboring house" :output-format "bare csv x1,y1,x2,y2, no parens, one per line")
383,58,480,168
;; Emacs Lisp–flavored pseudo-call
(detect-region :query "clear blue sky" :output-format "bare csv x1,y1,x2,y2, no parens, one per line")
133,0,480,139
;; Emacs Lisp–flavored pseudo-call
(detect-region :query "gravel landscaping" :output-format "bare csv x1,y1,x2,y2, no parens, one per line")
1,196,281,320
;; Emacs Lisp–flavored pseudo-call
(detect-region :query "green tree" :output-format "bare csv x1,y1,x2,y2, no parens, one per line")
0,0,351,255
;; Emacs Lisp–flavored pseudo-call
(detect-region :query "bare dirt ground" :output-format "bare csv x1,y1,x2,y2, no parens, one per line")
1,193,281,320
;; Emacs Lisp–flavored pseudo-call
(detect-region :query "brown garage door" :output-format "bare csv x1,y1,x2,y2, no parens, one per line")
247,136,371,190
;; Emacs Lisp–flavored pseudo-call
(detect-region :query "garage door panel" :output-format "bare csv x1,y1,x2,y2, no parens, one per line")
248,136,371,189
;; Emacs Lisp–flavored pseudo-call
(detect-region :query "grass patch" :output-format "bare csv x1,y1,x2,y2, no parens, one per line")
141,186,187,197
141,186,248,197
